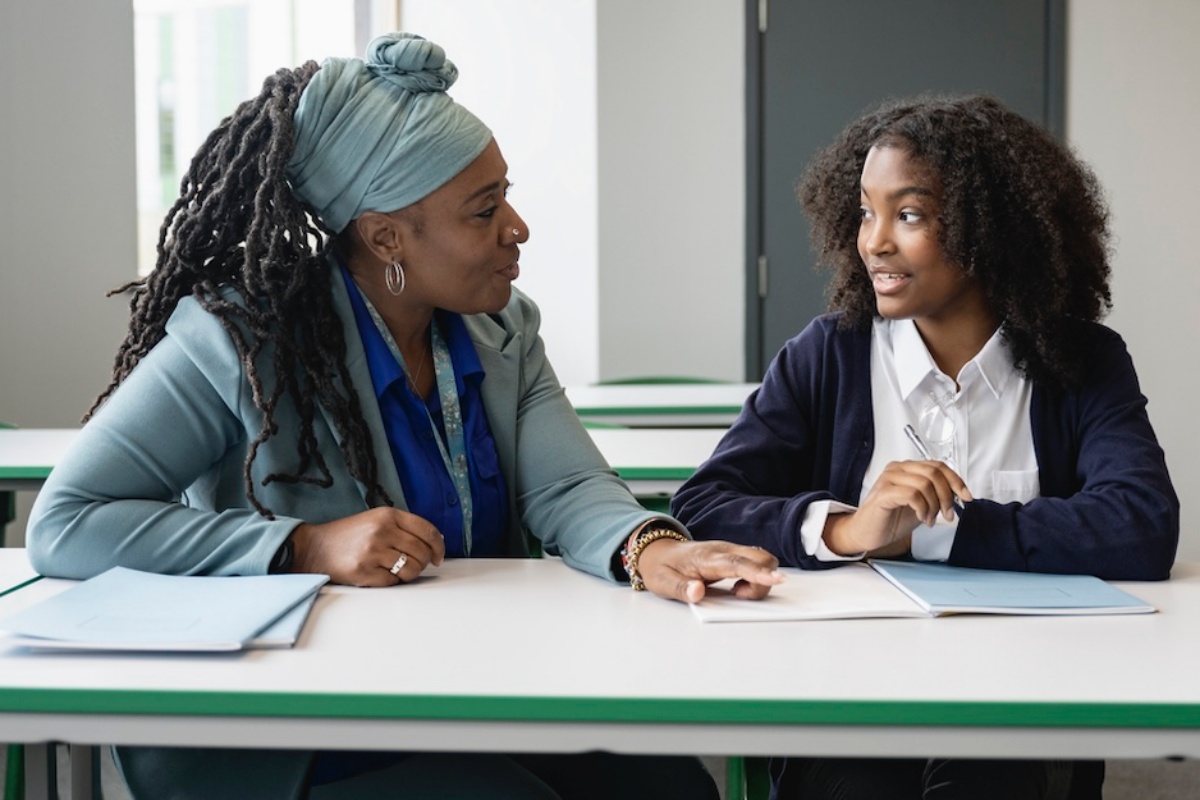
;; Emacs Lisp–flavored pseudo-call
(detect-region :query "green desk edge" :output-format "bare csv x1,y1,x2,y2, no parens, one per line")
574,406,738,417
0,577,41,600
0,468,52,481
0,689,1197,729
613,466,694,481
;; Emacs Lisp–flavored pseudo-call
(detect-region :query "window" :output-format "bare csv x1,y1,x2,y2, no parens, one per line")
132,0,397,275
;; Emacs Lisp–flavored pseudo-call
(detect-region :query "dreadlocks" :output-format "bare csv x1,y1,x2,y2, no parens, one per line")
90,62,392,517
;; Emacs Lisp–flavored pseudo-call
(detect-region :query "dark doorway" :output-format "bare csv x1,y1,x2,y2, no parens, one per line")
745,0,1065,377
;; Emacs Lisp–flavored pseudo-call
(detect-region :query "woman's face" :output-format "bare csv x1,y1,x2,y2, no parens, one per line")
393,139,527,315
857,144,983,328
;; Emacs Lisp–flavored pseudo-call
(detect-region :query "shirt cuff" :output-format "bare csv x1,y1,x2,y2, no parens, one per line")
910,515,960,561
800,500,863,562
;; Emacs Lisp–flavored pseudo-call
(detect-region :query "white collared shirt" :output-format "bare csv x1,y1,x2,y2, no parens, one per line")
800,318,1040,562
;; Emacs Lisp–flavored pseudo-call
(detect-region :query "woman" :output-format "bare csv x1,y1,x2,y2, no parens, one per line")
27,32,780,799
671,94,1179,799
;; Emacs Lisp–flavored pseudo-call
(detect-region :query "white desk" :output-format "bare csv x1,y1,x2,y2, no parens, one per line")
584,427,724,497
565,383,758,427
0,427,724,500
2,551,1200,764
0,551,37,598
0,429,75,491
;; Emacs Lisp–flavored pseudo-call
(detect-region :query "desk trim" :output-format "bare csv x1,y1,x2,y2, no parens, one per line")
0,467,52,480
574,405,740,418
0,576,41,600
612,467,695,480
1,689,1198,730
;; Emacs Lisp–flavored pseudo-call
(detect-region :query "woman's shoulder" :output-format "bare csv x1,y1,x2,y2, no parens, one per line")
165,285,248,328
161,288,258,379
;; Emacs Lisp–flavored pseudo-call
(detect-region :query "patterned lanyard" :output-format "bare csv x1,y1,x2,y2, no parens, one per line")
358,294,475,554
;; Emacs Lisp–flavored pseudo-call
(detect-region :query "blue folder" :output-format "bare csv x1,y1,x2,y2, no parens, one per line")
870,560,1155,616
0,567,328,651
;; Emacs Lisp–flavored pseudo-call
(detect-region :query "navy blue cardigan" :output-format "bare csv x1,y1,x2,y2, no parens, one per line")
672,314,1179,580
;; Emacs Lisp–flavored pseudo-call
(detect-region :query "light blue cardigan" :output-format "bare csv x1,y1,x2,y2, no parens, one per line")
28,263,659,582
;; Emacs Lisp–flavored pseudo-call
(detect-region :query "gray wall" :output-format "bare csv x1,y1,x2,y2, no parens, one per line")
0,0,135,426
1,0,135,543
1,0,1195,560
1066,0,1200,564
596,0,746,381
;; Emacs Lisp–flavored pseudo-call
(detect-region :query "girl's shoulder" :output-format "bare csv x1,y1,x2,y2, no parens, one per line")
782,311,873,356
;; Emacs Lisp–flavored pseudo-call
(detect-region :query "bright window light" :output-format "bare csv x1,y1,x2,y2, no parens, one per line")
132,0,396,275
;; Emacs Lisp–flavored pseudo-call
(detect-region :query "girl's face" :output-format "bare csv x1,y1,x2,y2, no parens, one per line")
857,145,985,329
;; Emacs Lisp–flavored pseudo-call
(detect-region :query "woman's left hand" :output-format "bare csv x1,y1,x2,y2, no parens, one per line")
635,539,785,604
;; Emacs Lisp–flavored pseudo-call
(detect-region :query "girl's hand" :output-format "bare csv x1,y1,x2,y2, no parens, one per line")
823,460,972,557
289,507,446,586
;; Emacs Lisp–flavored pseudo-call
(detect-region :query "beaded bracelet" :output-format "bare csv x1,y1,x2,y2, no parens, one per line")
621,526,689,591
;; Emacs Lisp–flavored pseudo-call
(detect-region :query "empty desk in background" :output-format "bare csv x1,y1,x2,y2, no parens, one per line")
0,430,75,492
0,427,727,503
565,383,758,427
584,426,724,499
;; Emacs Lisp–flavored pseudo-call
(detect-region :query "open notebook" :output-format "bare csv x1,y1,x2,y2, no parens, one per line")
690,560,1155,623
0,567,328,651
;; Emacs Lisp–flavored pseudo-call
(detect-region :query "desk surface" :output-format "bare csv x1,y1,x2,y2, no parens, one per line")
565,383,757,427
1,550,1198,759
0,552,38,598
0,427,723,497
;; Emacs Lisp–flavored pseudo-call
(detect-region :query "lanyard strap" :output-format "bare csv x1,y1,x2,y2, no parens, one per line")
427,321,474,553
359,295,474,553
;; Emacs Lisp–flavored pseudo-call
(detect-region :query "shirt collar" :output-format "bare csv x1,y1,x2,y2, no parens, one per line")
968,325,1017,399
889,319,1017,401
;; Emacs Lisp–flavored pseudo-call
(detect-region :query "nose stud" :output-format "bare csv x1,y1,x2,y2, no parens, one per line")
512,228,520,236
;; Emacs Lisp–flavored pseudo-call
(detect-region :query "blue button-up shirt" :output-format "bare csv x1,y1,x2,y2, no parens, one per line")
341,267,509,557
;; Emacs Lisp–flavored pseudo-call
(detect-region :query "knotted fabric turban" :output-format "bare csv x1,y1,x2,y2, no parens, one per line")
288,32,493,233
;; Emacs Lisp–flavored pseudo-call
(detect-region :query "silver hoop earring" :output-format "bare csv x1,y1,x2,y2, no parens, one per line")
385,261,406,296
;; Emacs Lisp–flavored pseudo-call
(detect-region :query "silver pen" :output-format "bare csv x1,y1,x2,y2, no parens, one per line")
903,424,965,509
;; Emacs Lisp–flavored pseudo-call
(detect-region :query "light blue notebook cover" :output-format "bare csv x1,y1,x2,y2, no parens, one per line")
870,560,1155,616
0,567,328,651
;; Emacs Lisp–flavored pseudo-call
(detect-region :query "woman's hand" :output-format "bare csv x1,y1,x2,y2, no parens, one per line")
823,460,972,557
289,507,446,587
634,538,785,604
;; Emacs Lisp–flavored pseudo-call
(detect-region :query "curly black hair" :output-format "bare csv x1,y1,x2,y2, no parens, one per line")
798,93,1112,387
89,62,393,517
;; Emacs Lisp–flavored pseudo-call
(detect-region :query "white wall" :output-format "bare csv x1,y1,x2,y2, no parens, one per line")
0,0,135,426
596,0,745,381
400,0,746,385
1067,0,1200,560
0,0,136,544
399,0,600,386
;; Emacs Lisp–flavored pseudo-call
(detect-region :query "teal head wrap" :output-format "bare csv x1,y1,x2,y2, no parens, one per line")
288,32,493,233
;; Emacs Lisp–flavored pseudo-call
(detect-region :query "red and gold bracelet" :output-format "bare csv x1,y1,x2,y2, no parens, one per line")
621,526,689,591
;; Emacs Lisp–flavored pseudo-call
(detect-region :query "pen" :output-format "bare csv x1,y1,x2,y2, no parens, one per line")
903,424,934,460
903,424,965,509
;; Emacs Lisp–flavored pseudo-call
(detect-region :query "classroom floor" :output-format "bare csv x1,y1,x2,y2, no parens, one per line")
2,747,1199,798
